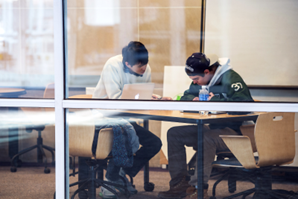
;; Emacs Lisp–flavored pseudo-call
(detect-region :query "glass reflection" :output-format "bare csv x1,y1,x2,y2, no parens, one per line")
0,106,55,198
66,109,298,198
0,0,54,98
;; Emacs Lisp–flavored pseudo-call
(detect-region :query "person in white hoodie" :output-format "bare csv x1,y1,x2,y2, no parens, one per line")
93,41,165,100
91,41,165,199
158,53,253,199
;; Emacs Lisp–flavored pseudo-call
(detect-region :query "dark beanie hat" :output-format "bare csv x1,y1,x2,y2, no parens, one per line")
185,53,219,76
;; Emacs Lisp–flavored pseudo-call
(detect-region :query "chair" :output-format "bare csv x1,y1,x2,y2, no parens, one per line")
10,83,55,173
210,124,257,195
68,108,130,199
211,112,296,199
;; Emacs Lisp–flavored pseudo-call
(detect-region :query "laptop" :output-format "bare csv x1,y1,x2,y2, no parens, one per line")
121,83,155,100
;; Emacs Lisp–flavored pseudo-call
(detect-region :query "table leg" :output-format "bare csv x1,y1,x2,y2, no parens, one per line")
197,120,204,199
143,119,150,185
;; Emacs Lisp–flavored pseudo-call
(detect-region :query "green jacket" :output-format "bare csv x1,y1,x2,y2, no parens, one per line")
180,69,253,102
180,69,253,133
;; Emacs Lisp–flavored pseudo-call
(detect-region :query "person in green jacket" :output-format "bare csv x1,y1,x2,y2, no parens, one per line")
158,53,253,199
181,53,252,102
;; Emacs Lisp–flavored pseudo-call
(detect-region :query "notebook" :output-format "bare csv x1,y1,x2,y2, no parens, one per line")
120,83,155,100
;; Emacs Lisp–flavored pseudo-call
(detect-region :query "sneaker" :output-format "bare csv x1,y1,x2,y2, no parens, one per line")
99,178,122,199
99,186,117,199
119,168,138,195
158,176,191,199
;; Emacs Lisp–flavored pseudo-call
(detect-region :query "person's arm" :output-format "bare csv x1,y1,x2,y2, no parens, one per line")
180,83,200,101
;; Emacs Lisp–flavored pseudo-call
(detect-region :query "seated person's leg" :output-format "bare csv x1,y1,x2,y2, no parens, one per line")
158,125,200,199
101,122,161,198
185,127,238,199
122,122,162,177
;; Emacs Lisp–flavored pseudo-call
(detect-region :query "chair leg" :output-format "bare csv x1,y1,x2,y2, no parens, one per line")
228,172,237,193
70,167,123,199
211,170,230,198
42,145,55,165
10,145,39,172
10,127,55,173
223,188,255,199
37,145,51,173
71,180,90,199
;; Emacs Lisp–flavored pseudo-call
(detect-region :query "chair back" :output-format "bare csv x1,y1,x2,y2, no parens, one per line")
255,112,295,167
43,82,55,99
69,123,113,159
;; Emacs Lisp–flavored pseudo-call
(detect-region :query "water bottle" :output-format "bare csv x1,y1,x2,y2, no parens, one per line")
199,85,209,101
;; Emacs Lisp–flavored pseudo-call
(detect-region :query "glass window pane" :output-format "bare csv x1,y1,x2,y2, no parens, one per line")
66,0,202,100
0,0,54,99
66,108,298,198
204,0,298,102
65,0,298,103
0,106,55,198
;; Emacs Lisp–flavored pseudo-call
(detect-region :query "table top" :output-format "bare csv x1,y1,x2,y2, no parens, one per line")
0,88,26,97
114,110,261,124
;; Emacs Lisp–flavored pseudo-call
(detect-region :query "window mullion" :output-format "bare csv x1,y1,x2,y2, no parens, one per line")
54,0,66,199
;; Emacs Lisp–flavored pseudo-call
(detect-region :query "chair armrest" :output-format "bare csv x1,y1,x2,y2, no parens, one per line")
220,135,258,169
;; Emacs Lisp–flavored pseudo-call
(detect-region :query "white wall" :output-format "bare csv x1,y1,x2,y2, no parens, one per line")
205,0,298,86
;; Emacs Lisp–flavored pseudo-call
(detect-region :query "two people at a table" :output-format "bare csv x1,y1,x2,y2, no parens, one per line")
92,41,253,199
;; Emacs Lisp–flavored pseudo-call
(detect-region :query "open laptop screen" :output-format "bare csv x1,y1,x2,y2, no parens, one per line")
120,83,155,100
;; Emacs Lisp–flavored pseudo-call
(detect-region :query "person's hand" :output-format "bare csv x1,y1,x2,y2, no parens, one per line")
160,96,172,100
193,92,214,101
208,92,214,101
193,97,199,101
152,94,161,100
152,94,172,100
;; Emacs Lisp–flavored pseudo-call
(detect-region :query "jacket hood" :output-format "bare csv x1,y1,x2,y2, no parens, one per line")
208,58,232,87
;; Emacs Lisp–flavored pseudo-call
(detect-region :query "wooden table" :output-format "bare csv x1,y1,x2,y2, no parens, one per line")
0,88,26,97
113,110,260,199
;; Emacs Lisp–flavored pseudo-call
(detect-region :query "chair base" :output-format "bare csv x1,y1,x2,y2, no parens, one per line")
211,167,298,199
221,188,298,199
70,159,130,199
10,133,55,174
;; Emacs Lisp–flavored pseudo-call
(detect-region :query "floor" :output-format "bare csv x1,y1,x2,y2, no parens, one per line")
1,166,298,199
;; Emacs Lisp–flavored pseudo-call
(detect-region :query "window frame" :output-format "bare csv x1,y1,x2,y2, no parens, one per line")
0,1,297,199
